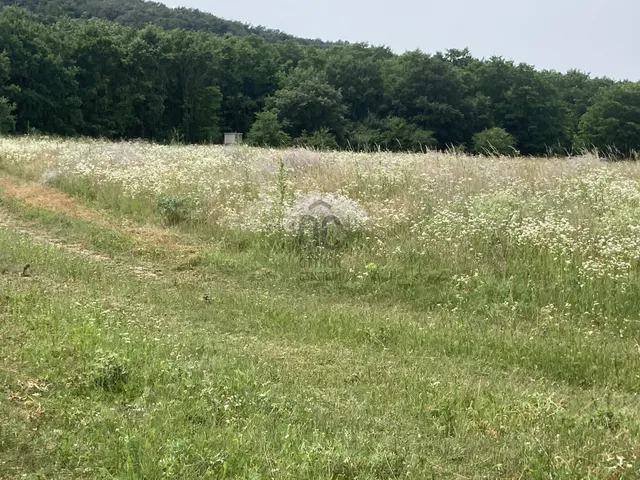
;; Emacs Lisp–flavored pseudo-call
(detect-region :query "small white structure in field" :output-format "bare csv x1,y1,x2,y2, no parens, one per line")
224,132,243,145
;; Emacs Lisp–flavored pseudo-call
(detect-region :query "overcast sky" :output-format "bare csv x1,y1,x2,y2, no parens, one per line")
159,0,638,81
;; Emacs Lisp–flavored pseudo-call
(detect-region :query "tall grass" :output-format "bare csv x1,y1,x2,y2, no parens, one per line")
3,137,640,319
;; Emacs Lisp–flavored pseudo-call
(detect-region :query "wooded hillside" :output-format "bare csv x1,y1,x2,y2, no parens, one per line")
1,1,639,156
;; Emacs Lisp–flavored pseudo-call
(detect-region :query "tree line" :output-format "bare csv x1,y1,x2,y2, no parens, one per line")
1,3,639,156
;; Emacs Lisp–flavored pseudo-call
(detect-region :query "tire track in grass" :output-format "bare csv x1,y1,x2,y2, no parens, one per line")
0,204,161,280
0,173,191,252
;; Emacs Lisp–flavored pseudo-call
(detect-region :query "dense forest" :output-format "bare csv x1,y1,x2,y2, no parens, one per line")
2,0,329,44
1,0,639,156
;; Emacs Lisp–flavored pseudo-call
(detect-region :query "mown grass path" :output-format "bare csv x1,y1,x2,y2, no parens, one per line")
1,171,639,479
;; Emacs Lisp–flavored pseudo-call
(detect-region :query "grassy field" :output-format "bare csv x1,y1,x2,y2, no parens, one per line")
1,137,640,479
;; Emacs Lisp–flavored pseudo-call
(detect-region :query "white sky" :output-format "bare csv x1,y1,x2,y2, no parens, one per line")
160,0,639,80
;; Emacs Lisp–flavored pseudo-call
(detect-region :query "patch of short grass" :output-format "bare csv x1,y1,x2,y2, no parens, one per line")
1,220,640,479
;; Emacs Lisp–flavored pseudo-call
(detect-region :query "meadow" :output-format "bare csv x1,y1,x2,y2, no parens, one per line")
1,136,640,479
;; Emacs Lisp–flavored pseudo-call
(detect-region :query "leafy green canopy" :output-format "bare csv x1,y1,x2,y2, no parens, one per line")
0,3,635,155
576,82,640,157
